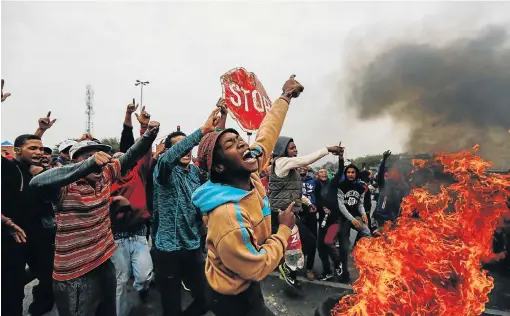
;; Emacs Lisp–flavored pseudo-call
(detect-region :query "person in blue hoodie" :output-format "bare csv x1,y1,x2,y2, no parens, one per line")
152,107,222,316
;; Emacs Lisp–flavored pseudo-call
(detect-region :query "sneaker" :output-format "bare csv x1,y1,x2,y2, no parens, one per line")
306,270,315,281
139,289,149,303
334,263,343,277
278,263,300,289
182,281,191,292
339,272,351,284
318,273,334,281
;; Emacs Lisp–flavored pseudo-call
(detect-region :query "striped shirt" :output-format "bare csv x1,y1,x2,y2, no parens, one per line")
52,160,121,281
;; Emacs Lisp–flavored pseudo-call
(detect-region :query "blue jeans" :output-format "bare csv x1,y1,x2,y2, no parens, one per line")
110,235,154,316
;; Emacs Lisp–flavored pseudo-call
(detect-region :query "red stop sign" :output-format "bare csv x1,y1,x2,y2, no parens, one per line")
221,67,272,132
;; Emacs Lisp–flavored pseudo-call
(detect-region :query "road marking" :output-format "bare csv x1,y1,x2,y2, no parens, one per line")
269,272,353,290
485,310,510,316
267,273,510,315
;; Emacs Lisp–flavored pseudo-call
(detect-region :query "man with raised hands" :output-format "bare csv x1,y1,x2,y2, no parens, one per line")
30,120,160,316
191,75,304,315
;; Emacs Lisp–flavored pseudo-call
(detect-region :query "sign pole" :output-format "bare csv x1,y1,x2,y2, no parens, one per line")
247,132,253,144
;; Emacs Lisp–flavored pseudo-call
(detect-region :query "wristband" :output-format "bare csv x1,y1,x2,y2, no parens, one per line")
279,93,292,104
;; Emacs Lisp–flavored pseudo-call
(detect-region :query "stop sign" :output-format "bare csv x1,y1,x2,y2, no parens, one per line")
220,67,272,132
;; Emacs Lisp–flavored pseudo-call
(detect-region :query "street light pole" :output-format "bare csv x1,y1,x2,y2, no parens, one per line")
135,80,149,108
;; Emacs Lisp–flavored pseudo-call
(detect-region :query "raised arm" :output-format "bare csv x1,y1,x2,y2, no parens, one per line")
34,112,57,138
216,98,228,130
331,146,345,184
118,121,159,172
251,76,304,172
376,150,391,189
120,103,137,152
156,108,220,181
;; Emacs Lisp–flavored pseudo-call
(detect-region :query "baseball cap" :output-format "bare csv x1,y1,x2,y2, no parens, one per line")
69,140,112,160
59,139,78,153
43,147,53,155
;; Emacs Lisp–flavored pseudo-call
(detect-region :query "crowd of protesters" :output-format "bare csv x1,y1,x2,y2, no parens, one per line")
2,76,509,316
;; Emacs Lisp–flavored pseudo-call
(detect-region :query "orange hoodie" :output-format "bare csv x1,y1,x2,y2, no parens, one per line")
192,98,292,295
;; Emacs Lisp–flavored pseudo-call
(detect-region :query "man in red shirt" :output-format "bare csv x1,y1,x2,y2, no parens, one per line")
30,121,159,316
109,103,155,316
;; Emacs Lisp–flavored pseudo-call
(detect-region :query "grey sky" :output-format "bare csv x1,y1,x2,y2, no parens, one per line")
2,1,509,165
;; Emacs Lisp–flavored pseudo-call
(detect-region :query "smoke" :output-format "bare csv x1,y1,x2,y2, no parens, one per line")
344,26,510,168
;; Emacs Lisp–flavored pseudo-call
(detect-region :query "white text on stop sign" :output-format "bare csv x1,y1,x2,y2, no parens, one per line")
228,83,271,113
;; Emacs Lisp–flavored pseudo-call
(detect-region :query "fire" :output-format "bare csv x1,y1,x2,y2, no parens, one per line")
333,145,510,316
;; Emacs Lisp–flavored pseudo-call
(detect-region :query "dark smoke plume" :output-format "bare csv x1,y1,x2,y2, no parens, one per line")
345,27,510,168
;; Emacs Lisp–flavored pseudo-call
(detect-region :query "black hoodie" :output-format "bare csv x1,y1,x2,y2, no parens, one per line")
337,164,366,221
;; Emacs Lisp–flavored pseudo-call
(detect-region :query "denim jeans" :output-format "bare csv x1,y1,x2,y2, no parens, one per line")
110,235,154,316
339,216,370,273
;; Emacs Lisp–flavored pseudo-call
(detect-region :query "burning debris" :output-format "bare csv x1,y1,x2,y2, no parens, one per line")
333,146,510,315
343,26,510,168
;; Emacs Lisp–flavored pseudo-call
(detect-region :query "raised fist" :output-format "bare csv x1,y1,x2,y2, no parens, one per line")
94,151,111,167
147,121,160,136
282,75,304,98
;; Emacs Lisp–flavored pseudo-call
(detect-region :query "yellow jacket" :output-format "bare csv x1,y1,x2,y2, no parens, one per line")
192,98,292,295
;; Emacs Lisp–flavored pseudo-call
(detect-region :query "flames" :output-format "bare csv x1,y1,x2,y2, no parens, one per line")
333,145,510,315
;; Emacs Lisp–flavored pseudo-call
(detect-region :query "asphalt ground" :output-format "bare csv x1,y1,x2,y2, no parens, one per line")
22,201,510,316
22,252,510,316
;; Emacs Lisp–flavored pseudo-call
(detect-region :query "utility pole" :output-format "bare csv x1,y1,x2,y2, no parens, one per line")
85,85,94,133
135,80,149,109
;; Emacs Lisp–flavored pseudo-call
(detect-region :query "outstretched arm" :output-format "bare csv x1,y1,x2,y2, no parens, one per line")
274,148,336,178
118,122,158,172
30,155,102,198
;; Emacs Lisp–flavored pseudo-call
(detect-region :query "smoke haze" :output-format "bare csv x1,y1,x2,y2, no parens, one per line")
343,26,510,168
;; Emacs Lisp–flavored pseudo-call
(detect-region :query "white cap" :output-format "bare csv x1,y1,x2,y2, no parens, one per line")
69,140,111,160
58,139,78,153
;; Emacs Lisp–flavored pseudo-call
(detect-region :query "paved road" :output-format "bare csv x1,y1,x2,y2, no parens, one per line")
22,202,510,315
22,258,510,316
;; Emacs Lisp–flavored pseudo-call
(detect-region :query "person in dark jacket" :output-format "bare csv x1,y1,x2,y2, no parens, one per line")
269,136,342,286
1,114,57,316
336,163,371,282
372,150,410,234
315,148,344,281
